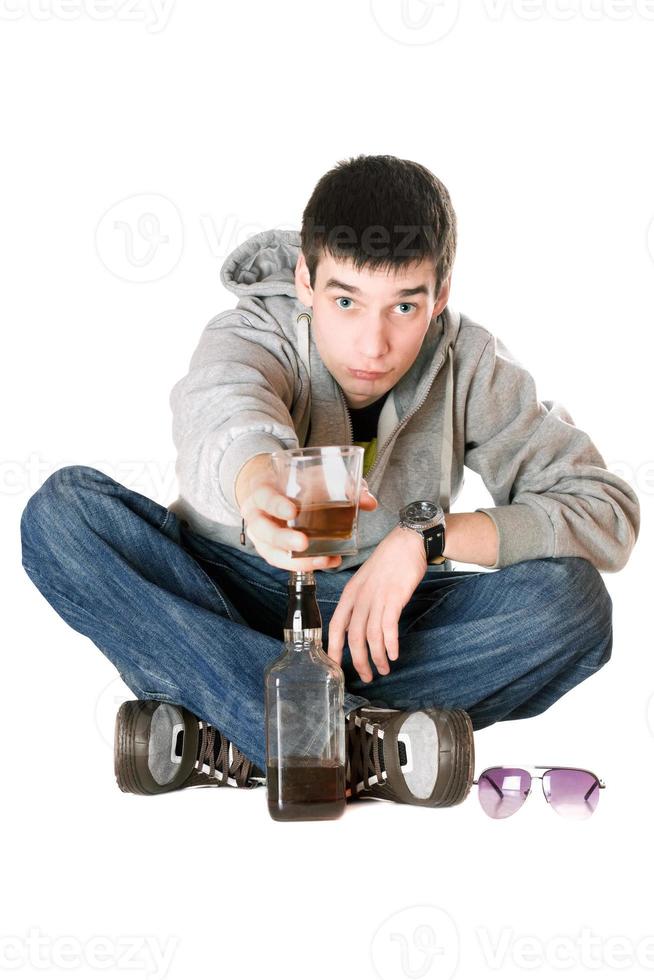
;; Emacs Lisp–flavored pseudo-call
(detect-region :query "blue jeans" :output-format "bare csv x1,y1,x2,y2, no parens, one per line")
19,466,614,773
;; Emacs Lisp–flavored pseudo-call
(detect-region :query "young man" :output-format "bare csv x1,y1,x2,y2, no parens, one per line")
20,155,640,809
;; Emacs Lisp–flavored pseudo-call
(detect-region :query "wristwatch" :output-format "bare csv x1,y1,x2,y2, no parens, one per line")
397,500,447,564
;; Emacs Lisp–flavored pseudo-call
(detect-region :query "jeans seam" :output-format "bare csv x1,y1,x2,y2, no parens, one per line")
159,509,175,533
168,515,238,619
193,557,292,599
189,559,238,621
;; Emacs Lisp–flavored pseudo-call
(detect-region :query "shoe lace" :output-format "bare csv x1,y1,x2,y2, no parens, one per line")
346,711,387,798
195,720,256,788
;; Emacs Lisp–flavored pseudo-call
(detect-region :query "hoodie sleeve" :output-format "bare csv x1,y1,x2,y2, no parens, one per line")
169,311,301,526
464,333,640,573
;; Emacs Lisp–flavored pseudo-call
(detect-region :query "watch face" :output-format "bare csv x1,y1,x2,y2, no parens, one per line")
405,500,439,522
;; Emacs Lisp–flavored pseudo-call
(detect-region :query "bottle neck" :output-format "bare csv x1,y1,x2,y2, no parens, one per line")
283,569,323,644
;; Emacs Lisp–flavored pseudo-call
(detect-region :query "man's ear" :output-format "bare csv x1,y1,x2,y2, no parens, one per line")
433,273,451,318
294,251,313,307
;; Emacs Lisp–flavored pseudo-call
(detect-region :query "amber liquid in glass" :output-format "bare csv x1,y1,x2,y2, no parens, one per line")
290,500,356,543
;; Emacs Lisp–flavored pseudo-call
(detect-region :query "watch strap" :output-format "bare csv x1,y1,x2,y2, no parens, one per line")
423,523,446,563
399,519,445,564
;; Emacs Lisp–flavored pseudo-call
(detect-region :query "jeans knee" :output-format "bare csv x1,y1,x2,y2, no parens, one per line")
532,556,612,632
561,557,611,627
554,559,613,675
20,465,104,568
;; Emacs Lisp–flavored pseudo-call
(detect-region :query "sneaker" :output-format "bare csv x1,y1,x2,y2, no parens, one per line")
345,704,475,807
114,700,266,795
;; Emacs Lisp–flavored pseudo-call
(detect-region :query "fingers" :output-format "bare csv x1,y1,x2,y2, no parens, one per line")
248,506,309,554
359,479,378,511
348,612,382,682
244,483,307,554
248,482,298,523
329,593,401,683
381,607,400,662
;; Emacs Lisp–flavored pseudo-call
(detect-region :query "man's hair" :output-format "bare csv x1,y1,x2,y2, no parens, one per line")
300,154,457,296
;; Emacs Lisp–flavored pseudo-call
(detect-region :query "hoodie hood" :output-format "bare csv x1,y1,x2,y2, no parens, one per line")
220,228,301,298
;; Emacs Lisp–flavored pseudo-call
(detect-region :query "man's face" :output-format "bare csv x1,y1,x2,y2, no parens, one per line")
295,249,450,409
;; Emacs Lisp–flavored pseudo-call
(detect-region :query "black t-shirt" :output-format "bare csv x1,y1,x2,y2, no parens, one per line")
348,393,386,441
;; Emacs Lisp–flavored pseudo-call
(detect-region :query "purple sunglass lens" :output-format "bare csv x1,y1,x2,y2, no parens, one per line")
477,767,531,819
542,768,601,819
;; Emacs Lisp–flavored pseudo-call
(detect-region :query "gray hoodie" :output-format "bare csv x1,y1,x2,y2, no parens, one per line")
168,228,640,574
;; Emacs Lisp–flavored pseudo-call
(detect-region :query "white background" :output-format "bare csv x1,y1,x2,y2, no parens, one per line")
2,1,653,978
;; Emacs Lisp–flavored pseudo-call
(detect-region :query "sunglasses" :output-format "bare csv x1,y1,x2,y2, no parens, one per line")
473,765,605,820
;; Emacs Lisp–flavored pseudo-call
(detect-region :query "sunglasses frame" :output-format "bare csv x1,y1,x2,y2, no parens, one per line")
472,765,606,816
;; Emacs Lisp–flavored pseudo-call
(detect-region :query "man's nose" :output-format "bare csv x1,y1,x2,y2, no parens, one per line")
357,323,390,358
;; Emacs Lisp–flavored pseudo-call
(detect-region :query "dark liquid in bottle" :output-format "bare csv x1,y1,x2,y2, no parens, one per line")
290,500,356,543
267,758,346,822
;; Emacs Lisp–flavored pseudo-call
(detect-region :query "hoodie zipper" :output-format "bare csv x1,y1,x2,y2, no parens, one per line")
340,347,449,488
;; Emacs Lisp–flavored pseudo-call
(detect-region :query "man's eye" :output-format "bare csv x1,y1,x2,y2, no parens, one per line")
335,298,417,314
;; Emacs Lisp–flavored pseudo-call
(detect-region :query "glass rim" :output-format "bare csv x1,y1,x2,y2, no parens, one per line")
271,445,364,462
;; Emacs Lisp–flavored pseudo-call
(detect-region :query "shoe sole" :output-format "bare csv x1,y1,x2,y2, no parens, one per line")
347,706,475,807
114,700,198,795
114,701,150,794
431,707,475,807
